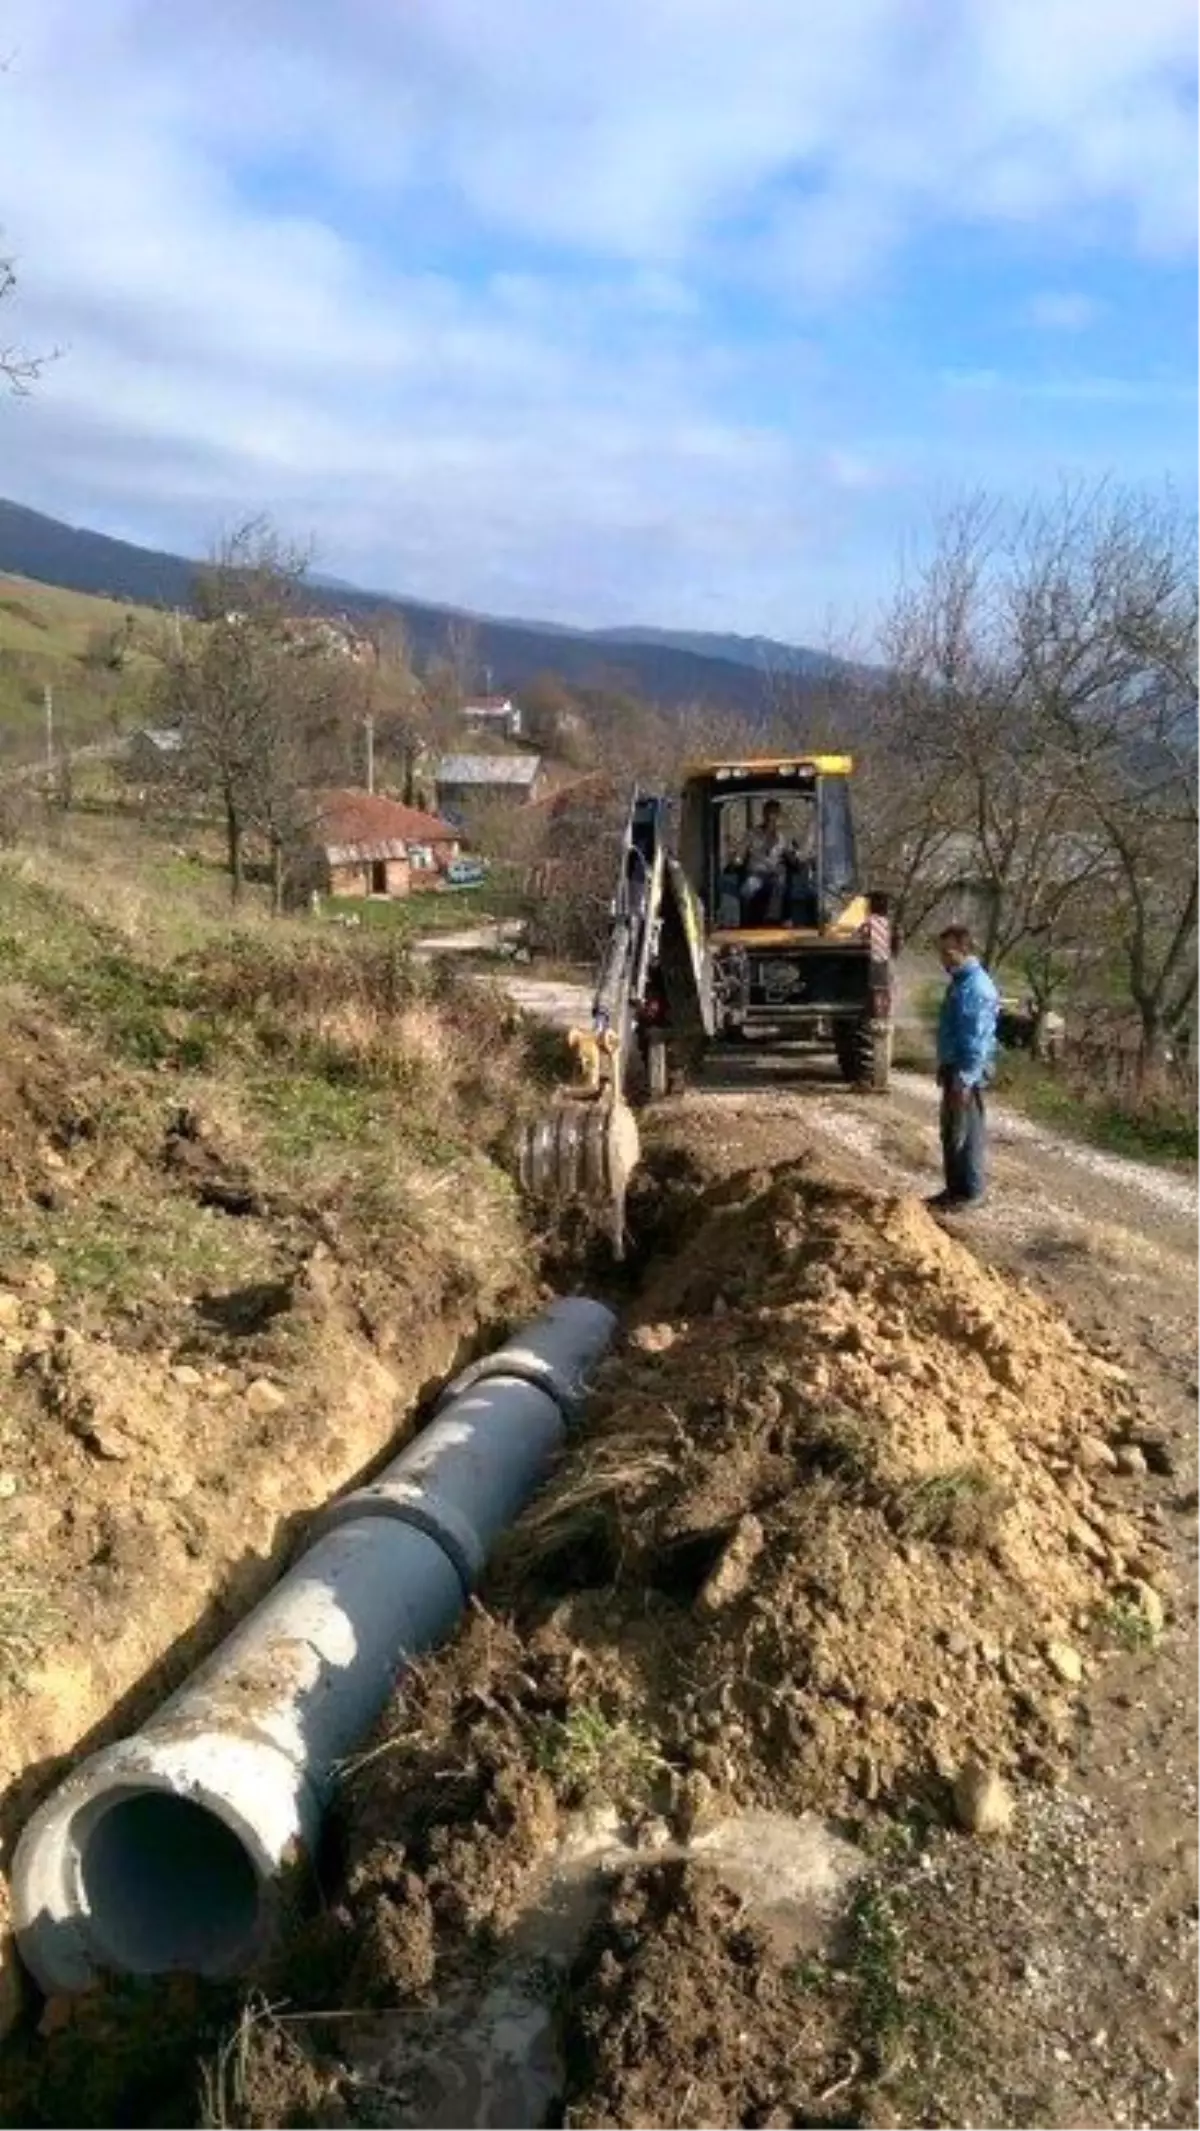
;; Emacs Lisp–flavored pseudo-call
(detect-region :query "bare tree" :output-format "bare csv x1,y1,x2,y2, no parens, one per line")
358,611,460,803
0,254,43,392
862,495,1120,965
1016,483,1198,1063
154,519,352,906
857,482,1196,1063
2,64,53,392
422,615,481,728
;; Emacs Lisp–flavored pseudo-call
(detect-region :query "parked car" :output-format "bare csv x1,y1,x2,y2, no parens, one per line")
443,856,488,889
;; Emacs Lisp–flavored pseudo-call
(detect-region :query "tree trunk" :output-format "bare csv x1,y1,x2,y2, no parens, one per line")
1136,998,1167,1078
225,796,243,902
270,835,285,915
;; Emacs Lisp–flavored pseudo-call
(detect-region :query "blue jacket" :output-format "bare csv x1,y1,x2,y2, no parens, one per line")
937,957,999,1088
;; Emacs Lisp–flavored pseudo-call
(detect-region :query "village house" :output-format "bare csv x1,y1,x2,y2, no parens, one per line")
433,753,545,818
290,788,463,904
125,726,183,779
460,695,523,741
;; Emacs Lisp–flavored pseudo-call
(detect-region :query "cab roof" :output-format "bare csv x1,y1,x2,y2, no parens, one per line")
684,753,854,779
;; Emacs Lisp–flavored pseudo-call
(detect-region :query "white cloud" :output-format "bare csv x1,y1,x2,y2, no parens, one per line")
1025,291,1105,331
0,0,1194,632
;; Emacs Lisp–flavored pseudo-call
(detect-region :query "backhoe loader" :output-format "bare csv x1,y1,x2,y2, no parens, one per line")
517,755,895,1251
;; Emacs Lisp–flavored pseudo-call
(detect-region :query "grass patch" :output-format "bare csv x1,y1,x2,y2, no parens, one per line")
846,1880,960,2092
0,1566,62,1682
325,887,519,934
890,1463,1010,1550
532,1703,664,1806
803,1407,882,1486
1094,1596,1161,1653
0,823,538,1333
993,1051,1197,1165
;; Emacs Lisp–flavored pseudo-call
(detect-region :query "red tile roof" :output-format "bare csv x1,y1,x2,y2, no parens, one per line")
309,789,459,850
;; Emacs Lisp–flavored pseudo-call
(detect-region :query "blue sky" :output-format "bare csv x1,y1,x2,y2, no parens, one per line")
0,0,1194,644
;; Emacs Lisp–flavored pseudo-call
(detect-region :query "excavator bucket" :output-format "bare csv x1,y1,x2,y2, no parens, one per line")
516,1093,641,1256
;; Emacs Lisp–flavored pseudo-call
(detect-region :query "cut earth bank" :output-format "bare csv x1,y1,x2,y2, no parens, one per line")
0,864,554,2093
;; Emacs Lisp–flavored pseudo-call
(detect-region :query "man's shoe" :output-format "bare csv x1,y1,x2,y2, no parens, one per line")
924,1191,956,1209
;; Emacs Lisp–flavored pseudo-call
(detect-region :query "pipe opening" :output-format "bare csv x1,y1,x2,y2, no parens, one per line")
77,1790,262,1976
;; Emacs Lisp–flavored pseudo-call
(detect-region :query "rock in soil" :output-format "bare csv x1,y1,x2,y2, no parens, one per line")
954,1761,1015,1836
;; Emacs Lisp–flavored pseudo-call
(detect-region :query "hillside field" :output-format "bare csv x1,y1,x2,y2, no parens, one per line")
0,573,163,764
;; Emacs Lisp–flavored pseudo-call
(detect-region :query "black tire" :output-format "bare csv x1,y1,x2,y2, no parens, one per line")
836,1017,891,1091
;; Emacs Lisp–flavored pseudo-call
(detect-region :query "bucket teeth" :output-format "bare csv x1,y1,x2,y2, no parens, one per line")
516,1099,641,1255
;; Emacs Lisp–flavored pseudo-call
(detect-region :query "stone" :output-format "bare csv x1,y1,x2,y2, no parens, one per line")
171,1364,203,1388
246,1377,287,1416
672,1769,717,1839
1045,1640,1084,1686
1077,1435,1118,1473
1067,1514,1107,1561
696,1515,765,1614
979,1635,1003,1666
953,1762,1014,1836
0,1293,21,1331
633,1815,672,1851
80,1420,133,1462
27,1261,57,1297
1115,1443,1148,1478
945,1628,972,1659
0,1473,18,1500
629,1322,677,1356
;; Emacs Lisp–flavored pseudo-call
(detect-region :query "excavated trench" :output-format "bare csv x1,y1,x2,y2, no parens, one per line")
0,1134,1170,2130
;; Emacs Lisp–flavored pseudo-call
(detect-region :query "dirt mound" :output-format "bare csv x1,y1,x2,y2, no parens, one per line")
191,1155,1177,2131
501,1158,1164,1815
561,1861,839,2131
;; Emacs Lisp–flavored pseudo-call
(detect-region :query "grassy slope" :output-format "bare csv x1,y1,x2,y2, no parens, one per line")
0,812,546,1696
0,813,541,1306
0,574,161,761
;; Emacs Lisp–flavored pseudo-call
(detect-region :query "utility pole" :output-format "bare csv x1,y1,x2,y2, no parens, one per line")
44,683,54,787
365,710,375,795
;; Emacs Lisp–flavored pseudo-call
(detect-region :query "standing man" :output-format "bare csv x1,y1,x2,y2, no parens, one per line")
930,925,999,1211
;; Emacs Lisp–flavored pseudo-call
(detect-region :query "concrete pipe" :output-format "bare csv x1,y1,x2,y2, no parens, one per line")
438,1294,618,1420
11,1298,616,1997
314,1373,569,1591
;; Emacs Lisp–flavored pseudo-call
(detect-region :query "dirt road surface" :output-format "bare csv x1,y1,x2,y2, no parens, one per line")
465,955,1198,2128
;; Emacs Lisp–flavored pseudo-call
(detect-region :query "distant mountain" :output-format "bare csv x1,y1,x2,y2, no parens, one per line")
590,624,838,677
0,497,859,716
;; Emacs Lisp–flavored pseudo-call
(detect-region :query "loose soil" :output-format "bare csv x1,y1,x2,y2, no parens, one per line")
110,1142,1185,2131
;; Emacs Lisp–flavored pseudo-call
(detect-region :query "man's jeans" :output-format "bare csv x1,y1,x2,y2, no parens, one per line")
939,1072,986,1202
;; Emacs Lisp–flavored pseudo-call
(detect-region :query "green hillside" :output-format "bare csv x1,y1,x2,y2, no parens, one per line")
0,572,163,765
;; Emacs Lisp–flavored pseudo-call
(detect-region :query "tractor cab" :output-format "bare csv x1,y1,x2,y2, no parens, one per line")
679,756,863,939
